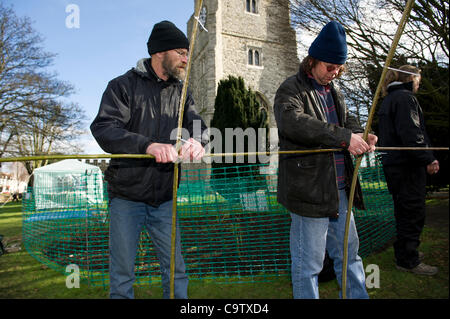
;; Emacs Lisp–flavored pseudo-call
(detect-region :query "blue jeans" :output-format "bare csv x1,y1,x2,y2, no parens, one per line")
290,189,369,299
109,198,188,299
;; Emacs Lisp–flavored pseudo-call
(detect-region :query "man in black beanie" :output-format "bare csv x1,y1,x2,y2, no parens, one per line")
147,20,190,81
274,21,377,299
91,20,207,299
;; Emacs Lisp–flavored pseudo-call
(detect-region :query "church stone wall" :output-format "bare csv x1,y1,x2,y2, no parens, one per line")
188,0,299,127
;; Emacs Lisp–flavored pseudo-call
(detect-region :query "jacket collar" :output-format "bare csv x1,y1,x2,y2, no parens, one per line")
132,58,180,84
296,67,346,124
387,81,414,93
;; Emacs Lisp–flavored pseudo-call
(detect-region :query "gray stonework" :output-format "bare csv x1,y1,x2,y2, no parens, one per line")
187,0,299,128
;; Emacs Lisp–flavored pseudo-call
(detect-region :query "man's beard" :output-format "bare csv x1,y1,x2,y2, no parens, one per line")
162,54,186,81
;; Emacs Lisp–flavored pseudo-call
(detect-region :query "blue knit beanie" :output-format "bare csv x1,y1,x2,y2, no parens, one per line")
308,21,347,65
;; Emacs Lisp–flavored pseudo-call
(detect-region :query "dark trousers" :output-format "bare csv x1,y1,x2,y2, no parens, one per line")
383,164,427,269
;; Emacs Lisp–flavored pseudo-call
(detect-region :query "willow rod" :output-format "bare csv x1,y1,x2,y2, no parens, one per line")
341,0,416,299
0,147,448,163
169,0,203,300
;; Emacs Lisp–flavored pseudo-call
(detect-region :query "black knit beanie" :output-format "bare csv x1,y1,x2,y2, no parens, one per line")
147,20,189,55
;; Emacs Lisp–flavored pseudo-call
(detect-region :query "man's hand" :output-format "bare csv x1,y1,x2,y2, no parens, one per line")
146,143,178,163
348,133,377,156
366,133,378,152
179,138,205,162
427,160,439,175
348,133,370,156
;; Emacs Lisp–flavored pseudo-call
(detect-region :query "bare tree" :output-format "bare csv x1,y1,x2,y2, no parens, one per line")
13,99,85,176
0,3,83,161
284,0,448,123
10,161,29,187
381,0,448,63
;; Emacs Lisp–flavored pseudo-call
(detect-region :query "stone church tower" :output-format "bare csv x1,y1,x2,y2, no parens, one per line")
187,0,299,127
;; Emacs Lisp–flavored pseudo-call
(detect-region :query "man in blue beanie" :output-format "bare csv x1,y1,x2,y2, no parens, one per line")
91,20,207,299
274,21,377,299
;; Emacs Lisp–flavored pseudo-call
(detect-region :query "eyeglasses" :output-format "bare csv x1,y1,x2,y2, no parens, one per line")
323,63,343,73
174,49,189,58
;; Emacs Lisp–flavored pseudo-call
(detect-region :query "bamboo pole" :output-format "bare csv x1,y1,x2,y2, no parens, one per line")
0,147,448,163
0,146,449,163
341,0,416,299
169,0,203,299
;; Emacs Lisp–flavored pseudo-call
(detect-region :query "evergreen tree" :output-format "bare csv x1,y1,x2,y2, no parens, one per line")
210,75,269,198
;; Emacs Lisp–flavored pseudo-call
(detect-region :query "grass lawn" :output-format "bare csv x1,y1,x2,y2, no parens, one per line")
0,199,448,299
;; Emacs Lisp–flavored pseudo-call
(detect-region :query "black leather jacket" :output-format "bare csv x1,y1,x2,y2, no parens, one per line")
378,81,435,167
90,58,207,206
274,68,365,218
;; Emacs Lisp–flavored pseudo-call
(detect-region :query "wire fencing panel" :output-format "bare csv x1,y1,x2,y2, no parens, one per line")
22,154,395,287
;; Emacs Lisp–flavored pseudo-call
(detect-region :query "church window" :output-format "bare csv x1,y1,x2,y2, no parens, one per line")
245,0,258,14
248,48,262,67
252,0,258,13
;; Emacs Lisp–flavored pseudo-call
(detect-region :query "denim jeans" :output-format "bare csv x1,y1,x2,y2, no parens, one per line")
109,198,188,299
290,189,369,299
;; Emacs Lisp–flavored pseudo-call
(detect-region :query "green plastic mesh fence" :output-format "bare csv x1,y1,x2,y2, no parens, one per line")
22,154,395,287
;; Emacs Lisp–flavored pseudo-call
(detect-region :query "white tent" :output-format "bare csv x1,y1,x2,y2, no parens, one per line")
33,159,104,210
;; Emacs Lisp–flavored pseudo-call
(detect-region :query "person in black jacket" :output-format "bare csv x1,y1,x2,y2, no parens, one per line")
90,20,207,299
274,21,377,299
378,65,439,276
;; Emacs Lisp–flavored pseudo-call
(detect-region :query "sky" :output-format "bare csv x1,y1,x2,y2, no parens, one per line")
3,0,195,154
